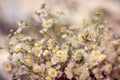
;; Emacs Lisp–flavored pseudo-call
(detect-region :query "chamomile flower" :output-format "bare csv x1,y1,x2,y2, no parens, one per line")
43,50,49,56
4,62,11,71
35,42,42,48
14,45,21,52
42,20,51,28
65,71,73,79
56,50,63,57
46,61,52,68
89,31,95,36
51,56,59,65
53,46,59,52
57,71,62,78
98,54,106,61
92,50,100,57
60,57,67,62
68,62,74,68
48,68,57,77
105,64,112,73
48,18,57,24
25,56,33,66
45,76,52,80
34,47,42,57
33,64,41,73
60,27,66,32
78,33,83,40
47,39,54,49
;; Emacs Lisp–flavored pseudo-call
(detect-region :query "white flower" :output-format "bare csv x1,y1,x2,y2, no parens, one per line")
48,18,57,24
42,20,52,28
33,64,41,73
48,68,57,77
65,71,73,79
45,76,52,80
14,45,21,52
51,56,59,65
91,50,100,57
4,62,11,71
104,64,112,73
98,54,106,61
33,47,42,57
35,42,42,48
25,56,33,66
52,46,59,52
43,50,49,56
68,62,74,68
78,33,83,40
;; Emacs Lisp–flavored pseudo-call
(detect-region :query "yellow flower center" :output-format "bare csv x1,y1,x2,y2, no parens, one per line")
5,64,10,69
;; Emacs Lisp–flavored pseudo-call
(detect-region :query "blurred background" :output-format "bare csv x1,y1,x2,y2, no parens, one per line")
0,0,120,80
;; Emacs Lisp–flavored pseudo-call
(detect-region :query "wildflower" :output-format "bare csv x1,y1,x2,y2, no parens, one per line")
78,33,83,39
65,71,73,79
98,54,106,61
57,71,62,78
34,47,42,56
45,76,52,80
4,63,11,71
68,62,74,68
26,56,33,66
95,74,103,79
60,27,66,32
105,64,112,73
92,50,100,57
33,64,41,73
51,56,59,65
35,42,42,48
60,57,67,62
49,18,57,24
14,45,21,52
42,20,51,28
43,50,49,56
47,39,54,49
46,61,52,68
56,50,63,57
89,31,94,36
53,46,59,52
48,68,57,77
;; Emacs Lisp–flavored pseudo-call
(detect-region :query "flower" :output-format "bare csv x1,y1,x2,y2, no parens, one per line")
35,42,42,48
65,71,73,79
34,47,42,57
89,31,95,36
33,64,41,73
53,46,59,52
48,68,57,77
14,45,21,52
78,33,83,39
51,56,59,65
45,76,52,80
48,18,57,24
25,56,33,66
92,50,100,57
43,50,49,56
42,20,51,28
105,64,112,73
98,54,106,61
4,63,11,71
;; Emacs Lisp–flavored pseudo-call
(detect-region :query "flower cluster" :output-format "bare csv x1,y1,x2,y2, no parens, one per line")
3,4,120,80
